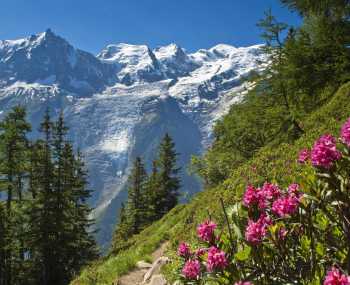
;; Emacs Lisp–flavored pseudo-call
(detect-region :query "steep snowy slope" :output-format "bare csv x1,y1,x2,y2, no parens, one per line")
0,31,267,248
98,43,164,85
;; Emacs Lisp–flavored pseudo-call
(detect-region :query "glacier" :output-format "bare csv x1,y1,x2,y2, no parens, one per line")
0,29,267,248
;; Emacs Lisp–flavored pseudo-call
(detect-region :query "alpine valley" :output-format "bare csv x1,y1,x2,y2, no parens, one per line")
0,29,267,248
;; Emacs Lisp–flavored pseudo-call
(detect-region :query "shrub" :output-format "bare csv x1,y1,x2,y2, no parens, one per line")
175,117,350,285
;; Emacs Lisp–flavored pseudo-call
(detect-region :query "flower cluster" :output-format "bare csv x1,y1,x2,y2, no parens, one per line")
197,220,217,242
311,134,342,169
234,282,253,285
245,213,271,244
178,219,231,281
177,242,191,258
272,195,299,217
299,134,342,169
206,246,228,272
324,267,350,285
288,183,301,198
341,118,350,147
242,181,301,244
182,259,201,280
258,182,281,209
243,185,259,207
243,183,281,210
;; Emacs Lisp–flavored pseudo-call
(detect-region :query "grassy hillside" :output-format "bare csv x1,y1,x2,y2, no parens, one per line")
72,82,350,285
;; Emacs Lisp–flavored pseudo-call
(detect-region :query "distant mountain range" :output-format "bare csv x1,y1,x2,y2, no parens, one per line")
0,29,267,248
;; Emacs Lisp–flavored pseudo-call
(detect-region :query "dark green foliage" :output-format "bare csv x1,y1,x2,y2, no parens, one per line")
0,107,97,285
111,157,149,253
155,133,181,218
281,0,350,17
144,161,161,222
0,106,31,285
112,203,130,244
126,157,148,233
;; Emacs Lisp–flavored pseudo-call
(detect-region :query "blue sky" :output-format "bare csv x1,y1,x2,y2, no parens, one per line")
0,0,300,54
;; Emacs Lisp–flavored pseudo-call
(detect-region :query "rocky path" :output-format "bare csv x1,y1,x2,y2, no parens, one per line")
116,242,170,285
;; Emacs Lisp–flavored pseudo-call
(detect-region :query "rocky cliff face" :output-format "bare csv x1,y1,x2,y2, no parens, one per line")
0,30,267,248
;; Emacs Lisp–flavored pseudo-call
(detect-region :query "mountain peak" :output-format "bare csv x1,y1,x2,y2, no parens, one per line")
153,43,186,60
98,43,164,85
209,43,237,56
98,43,152,64
0,30,117,92
37,28,59,42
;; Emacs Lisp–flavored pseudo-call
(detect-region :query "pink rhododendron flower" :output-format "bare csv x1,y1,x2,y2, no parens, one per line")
235,282,253,285
272,196,299,217
311,134,342,169
341,118,350,147
298,148,310,164
288,183,300,196
257,182,281,209
197,220,217,242
245,214,271,244
182,259,201,279
243,183,281,209
177,242,191,258
243,185,259,207
261,182,281,200
324,267,350,285
206,246,228,272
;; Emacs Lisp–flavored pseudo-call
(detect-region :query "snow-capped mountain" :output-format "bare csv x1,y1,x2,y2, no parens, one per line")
0,30,267,248
0,29,117,94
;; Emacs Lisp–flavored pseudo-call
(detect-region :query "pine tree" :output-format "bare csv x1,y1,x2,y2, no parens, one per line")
257,10,305,140
0,106,31,285
111,203,130,253
0,107,98,284
155,133,181,218
281,0,350,18
28,109,57,285
51,112,71,284
28,111,98,285
68,149,98,275
126,157,148,233
144,160,160,223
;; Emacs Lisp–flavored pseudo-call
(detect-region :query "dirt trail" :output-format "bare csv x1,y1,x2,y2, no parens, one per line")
116,242,169,285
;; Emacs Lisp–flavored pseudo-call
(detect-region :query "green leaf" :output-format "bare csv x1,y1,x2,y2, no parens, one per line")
301,235,311,254
316,242,325,256
235,245,251,261
232,222,243,240
315,212,329,231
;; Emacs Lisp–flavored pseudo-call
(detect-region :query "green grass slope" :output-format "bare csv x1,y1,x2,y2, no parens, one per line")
72,82,350,285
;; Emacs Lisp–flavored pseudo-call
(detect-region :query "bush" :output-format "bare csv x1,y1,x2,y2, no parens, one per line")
175,118,350,285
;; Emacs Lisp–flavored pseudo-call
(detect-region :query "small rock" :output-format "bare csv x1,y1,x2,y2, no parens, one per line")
143,256,170,283
136,260,153,269
147,274,167,285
